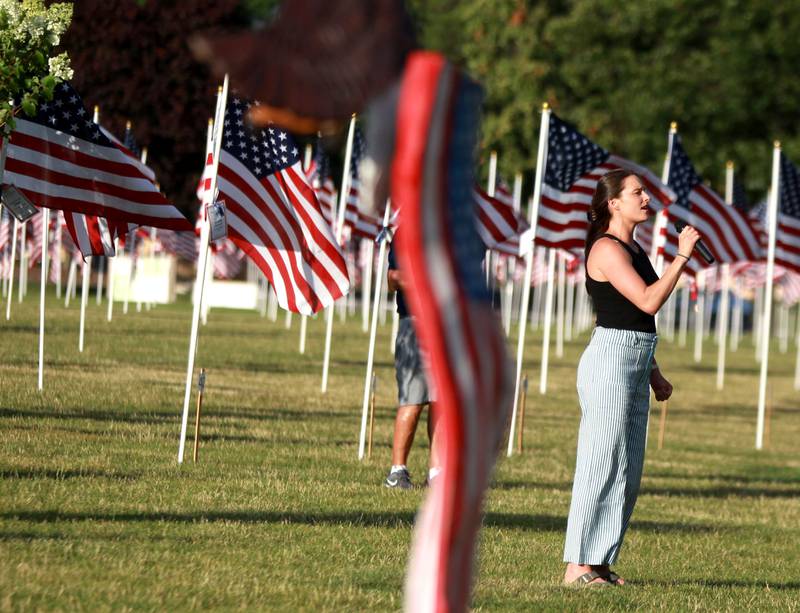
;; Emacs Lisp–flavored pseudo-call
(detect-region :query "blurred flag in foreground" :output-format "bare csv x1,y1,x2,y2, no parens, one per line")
392,51,512,613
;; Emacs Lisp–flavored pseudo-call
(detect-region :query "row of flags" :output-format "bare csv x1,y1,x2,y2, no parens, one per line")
1,81,800,315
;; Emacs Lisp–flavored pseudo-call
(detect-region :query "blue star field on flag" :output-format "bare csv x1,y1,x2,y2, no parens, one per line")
667,135,704,210
312,140,331,182
545,114,609,192
222,96,301,177
29,82,106,145
779,152,800,219
350,125,366,178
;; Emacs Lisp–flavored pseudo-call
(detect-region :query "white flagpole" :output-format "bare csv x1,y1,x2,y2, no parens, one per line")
37,208,49,390
54,210,62,298
716,161,734,389
694,270,705,362
18,221,26,302
678,281,690,346
502,172,523,335
653,123,676,338
77,107,103,350
652,123,677,269
64,258,76,307
756,142,780,450
539,248,557,394
135,145,148,315
322,114,356,392
178,76,228,463
0,135,17,320
358,203,392,459
95,257,104,304
106,238,116,321
5,218,17,320
730,280,742,352
486,150,498,303
79,257,90,351
298,143,314,353
361,238,374,332
507,103,550,456
565,273,575,342
754,284,763,360
555,252,565,358
531,246,543,329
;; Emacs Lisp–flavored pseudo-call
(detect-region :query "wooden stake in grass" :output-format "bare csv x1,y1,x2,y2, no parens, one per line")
193,369,206,463
516,374,528,455
657,399,669,451
367,371,376,460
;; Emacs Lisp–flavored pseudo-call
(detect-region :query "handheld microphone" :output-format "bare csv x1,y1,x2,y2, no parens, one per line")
673,220,715,264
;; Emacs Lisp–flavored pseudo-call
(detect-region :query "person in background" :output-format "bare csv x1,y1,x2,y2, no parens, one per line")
384,240,440,489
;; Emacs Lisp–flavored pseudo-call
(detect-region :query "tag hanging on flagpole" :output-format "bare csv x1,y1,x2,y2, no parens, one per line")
207,200,228,242
1,185,38,222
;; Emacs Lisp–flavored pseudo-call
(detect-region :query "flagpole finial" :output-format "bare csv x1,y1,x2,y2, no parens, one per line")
542,102,549,110
726,160,734,169
217,86,223,94
774,140,781,149
125,120,132,131
670,121,678,131
207,118,213,127
351,112,357,119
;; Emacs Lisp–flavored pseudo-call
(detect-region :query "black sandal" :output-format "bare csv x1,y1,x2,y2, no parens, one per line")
564,571,611,588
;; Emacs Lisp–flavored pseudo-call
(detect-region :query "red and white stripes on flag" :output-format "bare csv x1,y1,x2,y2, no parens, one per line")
473,185,532,256
216,96,349,315
212,238,245,279
659,135,763,276
63,212,115,258
392,51,513,613
2,82,190,232
539,155,674,252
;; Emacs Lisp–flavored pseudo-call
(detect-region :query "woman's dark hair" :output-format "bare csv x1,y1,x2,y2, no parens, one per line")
584,169,639,260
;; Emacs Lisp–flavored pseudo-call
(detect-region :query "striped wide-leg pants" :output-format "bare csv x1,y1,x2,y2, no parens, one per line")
563,326,658,565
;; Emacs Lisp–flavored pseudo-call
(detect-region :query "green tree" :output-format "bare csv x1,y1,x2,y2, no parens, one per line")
412,0,800,202
0,0,73,133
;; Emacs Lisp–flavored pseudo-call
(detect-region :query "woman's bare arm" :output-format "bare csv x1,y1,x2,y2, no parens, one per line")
590,232,697,315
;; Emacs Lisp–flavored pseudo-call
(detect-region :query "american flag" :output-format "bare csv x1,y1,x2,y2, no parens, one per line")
156,229,198,261
212,238,245,279
0,207,11,252
778,269,800,305
539,113,674,251
63,210,115,257
662,135,762,274
393,52,512,613
2,82,191,232
473,183,532,257
216,95,350,315
344,126,383,240
776,152,800,273
306,145,337,229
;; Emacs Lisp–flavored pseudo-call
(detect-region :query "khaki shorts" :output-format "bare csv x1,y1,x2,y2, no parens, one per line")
394,317,433,406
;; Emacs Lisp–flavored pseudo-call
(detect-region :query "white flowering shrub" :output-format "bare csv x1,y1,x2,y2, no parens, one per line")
0,0,73,133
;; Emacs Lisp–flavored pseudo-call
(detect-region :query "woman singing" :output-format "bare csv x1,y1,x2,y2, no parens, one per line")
563,169,700,587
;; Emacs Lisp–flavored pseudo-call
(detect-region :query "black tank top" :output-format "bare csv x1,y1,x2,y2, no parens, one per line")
586,234,659,333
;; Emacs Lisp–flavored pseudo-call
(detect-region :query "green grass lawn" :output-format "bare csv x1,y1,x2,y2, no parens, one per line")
1,287,799,611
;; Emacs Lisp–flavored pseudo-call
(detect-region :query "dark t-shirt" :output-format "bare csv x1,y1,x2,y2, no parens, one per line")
388,244,409,319
585,234,659,333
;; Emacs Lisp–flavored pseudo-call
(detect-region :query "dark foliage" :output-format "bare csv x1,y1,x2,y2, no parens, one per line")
62,0,249,218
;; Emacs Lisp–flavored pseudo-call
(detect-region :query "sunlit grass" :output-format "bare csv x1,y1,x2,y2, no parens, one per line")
1,287,799,610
